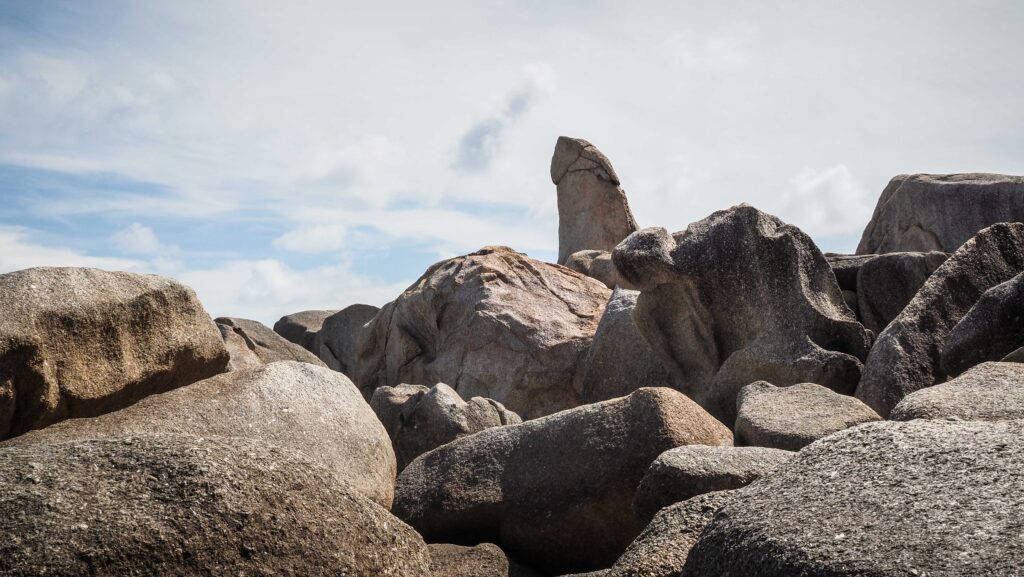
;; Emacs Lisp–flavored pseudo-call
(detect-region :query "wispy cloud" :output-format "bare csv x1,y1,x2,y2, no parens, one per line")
0,226,141,272
110,222,180,255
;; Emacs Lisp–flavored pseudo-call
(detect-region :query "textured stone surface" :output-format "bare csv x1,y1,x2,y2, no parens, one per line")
315,303,380,374
0,434,430,577
429,543,541,577
0,267,228,440
393,387,733,575
890,361,1024,422
682,420,1024,577
563,250,624,289
552,137,638,264
273,309,337,352
613,205,872,424
942,271,1024,377
857,173,1024,254
354,246,610,419
856,223,1024,416
825,253,877,292
856,251,949,333
216,317,326,367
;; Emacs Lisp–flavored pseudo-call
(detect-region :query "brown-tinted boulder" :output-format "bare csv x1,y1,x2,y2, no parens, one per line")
429,543,541,577
4,361,396,507
216,317,326,367
274,309,338,352
315,303,380,374
563,250,624,289
354,246,610,419
0,267,228,440
941,271,1024,377
856,251,949,334
393,387,732,575
856,223,1024,416
856,173,1024,254
370,382,521,470
890,362,1024,422
217,321,265,371
612,205,872,424
552,137,638,264
0,434,429,577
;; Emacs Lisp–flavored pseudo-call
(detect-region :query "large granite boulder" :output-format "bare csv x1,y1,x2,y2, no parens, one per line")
890,361,1024,422
3,361,396,507
612,205,872,424
856,251,949,333
315,303,380,374
0,434,429,576
354,246,610,419
393,387,733,575
856,173,1024,254
370,382,521,470
274,309,338,352
563,249,623,289
735,381,880,451
942,271,1024,376
681,420,1024,577
0,267,228,440
856,223,1024,416
216,317,326,367
429,543,541,577
552,137,638,264
578,288,675,404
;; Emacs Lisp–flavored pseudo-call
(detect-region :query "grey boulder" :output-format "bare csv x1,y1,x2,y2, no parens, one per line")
428,543,541,577
315,303,380,374
216,317,326,367
273,309,338,352
942,271,1024,377
825,253,877,292
563,249,624,289
856,251,949,334
890,361,1024,422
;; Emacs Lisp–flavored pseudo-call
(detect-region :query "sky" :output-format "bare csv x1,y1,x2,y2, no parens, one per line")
1,1,1022,324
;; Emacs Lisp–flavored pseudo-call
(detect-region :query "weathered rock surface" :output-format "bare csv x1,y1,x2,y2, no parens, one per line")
0,434,429,577
370,382,521,471
856,251,949,333
633,445,791,522
825,253,877,292
429,543,541,577
942,271,1024,376
216,317,326,367
736,381,881,451
4,361,396,507
563,249,623,289
890,361,1024,422
355,246,610,419
856,173,1024,254
578,288,675,404
681,420,1024,577
315,303,380,374
217,321,265,371
856,223,1024,416
613,205,872,424
274,309,338,352
393,387,733,575
552,137,638,264
0,267,228,440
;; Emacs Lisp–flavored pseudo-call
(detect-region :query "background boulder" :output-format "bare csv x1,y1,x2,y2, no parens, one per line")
216,317,326,367
856,251,949,334
315,303,380,374
274,309,337,352
942,271,1024,377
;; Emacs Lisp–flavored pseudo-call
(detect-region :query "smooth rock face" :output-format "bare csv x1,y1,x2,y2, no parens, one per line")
355,246,610,419
0,267,229,440
613,205,872,424
856,173,1024,254
856,223,1024,416
216,317,326,367
393,387,733,575
856,251,949,334
552,137,638,264
890,362,1024,422
0,435,430,577
578,288,676,404
4,361,396,507
563,250,623,289
633,445,792,522
274,309,338,352
681,420,1024,577
370,382,521,471
315,303,380,374
735,381,880,451
942,271,1024,376
428,543,541,577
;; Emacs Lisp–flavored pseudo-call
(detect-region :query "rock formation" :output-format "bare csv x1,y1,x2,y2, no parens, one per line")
562,249,623,289
216,317,326,367
274,309,338,352
890,361,1024,421
856,251,949,333
314,303,380,374
941,271,1024,376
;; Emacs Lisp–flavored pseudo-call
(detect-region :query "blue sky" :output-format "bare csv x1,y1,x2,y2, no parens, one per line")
2,1,1023,323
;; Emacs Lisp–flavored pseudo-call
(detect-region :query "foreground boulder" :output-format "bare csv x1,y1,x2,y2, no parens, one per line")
0,434,429,576
429,543,540,577
370,382,521,470
394,387,732,574
552,137,638,264
856,223,1024,416
890,361,1024,422
4,361,396,507
274,309,337,352
735,381,880,451
681,419,1024,577
613,205,872,424
942,271,1024,376
856,173,1024,254
355,246,610,419
216,317,326,367
315,303,380,373
0,267,228,440
856,251,949,333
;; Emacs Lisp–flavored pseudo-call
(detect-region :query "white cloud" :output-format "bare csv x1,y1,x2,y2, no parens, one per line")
774,165,874,239
272,225,348,253
0,226,141,273
110,222,178,255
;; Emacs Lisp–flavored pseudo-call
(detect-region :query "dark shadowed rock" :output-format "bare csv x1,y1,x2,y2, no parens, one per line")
216,317,326,367
612,205,872,424
578,288,676,404
825,253,877,292
0,267,229,440
681,420,1024,577
429,543,542,577
856,251,949,333
354,246,610,419
942,271,1024,377
370,382,521,470
315,303,380,374
735,381,880,451
274,309,338,352
393,387,732,575
563,249,624,289
857,173,1024,254
552,137,638,264
633,445,791,522
4,361,396,507
890,361,1024,422
856,223,1024,416
0,434,429,577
